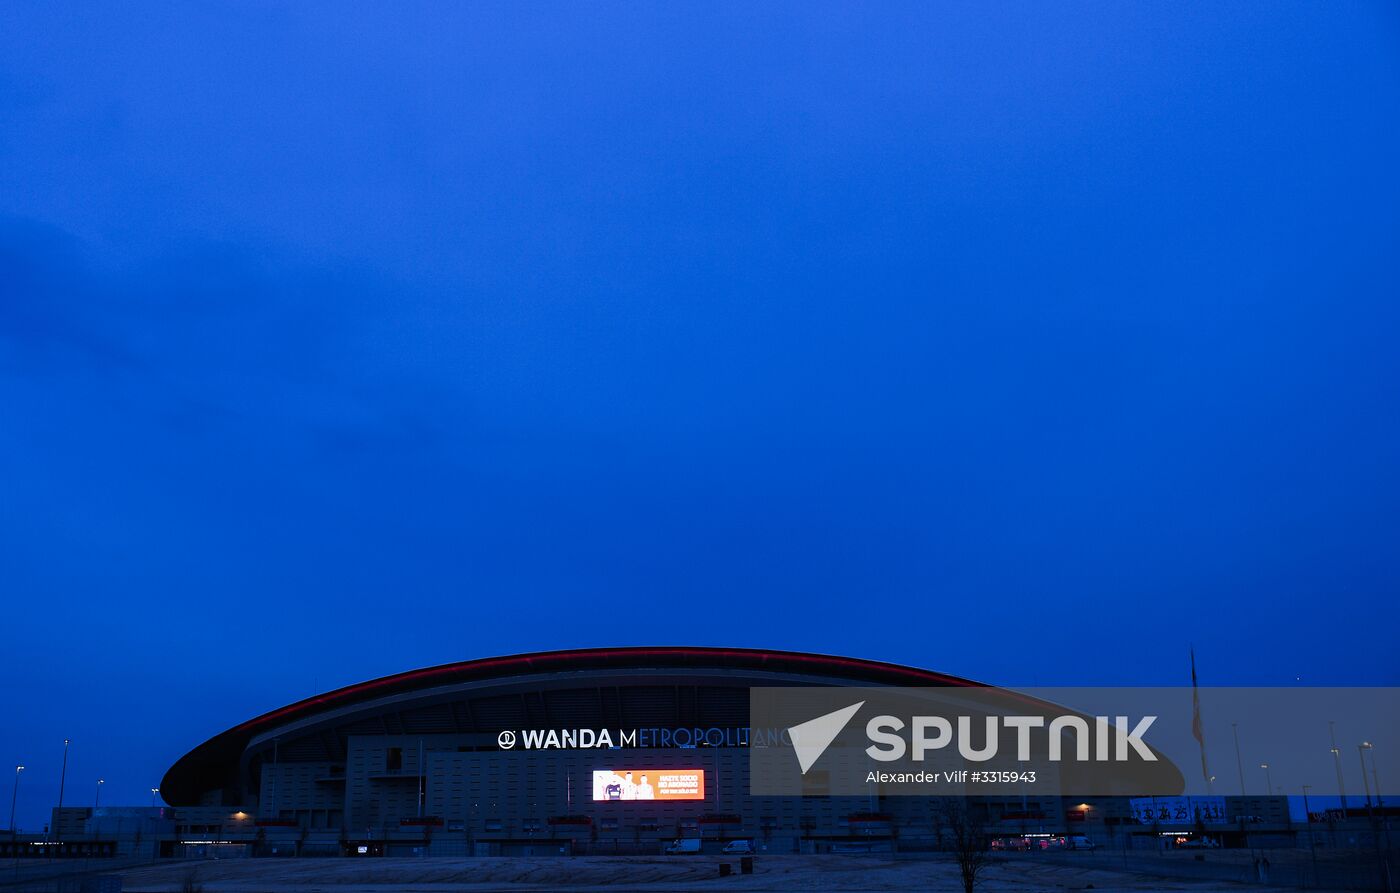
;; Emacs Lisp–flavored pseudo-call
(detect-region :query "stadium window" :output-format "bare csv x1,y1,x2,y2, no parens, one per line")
386,748,402,772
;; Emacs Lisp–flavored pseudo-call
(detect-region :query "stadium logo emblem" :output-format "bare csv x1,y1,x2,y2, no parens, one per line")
497,730,517,749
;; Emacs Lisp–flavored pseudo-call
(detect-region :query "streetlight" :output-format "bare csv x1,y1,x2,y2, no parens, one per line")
1232,723,1246,796
1361,742,1382,809
94,779,104,811
1358,744,1374,810
1260,764,1273,800
8,766,23,839
1329,721,1349,813
57,740,70,816
48,738,71,844
150,788,160,808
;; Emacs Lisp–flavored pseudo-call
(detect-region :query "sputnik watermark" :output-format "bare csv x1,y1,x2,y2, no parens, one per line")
752,685,1399,797
863,713,1157,764
786,701,1156,775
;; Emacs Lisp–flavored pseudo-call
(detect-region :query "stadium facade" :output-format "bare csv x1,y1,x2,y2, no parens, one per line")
162,646,1008,855
31,647,1299,858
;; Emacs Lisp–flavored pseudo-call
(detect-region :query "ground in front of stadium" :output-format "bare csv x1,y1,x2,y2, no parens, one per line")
101,854,1350,892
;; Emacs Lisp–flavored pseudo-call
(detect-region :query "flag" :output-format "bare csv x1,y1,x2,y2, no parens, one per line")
1191,647,1211,786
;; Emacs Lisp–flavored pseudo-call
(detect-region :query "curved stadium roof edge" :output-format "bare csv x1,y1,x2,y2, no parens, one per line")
160,646,986,805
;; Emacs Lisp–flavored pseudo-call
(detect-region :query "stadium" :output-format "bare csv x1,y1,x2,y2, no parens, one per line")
34,646,1295,861
155,646,1003,856
148,647,1208,856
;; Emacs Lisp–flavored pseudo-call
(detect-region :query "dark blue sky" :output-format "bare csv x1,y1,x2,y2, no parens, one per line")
2,2,1397,828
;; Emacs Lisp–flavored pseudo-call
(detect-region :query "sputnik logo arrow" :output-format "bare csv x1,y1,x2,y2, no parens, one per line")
788,701,865,774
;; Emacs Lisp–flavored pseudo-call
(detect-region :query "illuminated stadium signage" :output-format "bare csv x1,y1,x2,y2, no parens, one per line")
497,727,774,750
1128,796,1226,825
592,769,704,801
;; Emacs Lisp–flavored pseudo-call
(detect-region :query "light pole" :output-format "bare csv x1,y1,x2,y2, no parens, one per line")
94,779,104,811
1233,723,1246,796
1329,721,1349,814
1359,744,1374,810
1355,743,1391,893
55,739,70,842
1261,764,1273,801
1361,742,1382,809
150,788,159,808
8,766,22,839
1362,743,1391,855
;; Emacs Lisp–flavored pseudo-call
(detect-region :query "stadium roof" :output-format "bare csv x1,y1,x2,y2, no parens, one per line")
160,646,979,804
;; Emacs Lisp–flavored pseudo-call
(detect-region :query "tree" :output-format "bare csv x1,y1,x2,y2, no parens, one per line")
938,798,992,893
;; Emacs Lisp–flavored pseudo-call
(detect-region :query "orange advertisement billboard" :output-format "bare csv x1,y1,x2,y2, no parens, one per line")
591,769,704,801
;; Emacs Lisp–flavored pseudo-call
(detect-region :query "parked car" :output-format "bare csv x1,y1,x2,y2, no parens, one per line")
1066,835,1096,850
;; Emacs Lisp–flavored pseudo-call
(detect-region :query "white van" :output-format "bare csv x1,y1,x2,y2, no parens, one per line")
722,839,754,854
1066,835,1096,850
665,838,701,855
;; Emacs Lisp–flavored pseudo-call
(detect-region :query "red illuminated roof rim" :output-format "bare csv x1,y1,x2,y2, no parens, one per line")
230,645,982,737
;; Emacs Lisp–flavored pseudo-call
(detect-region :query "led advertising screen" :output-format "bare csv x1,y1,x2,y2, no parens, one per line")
591,769,704,801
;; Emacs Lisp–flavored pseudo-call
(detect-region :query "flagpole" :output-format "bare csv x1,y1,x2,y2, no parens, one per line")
1191,649,1212,792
